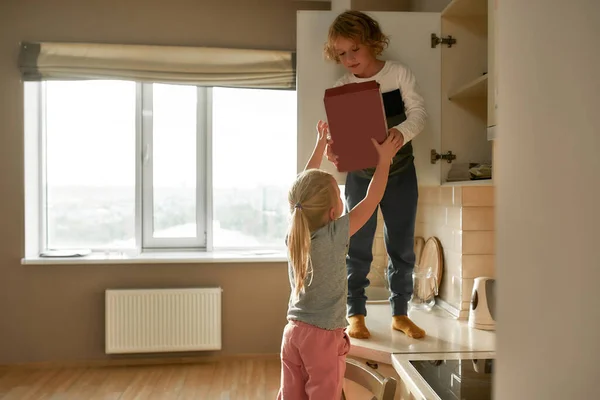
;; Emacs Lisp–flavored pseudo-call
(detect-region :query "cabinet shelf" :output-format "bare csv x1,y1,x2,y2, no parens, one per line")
448,74,488,100
442,179,493,187
442,0,488,18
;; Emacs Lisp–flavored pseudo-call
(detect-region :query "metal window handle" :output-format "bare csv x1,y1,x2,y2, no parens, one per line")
143,144,150,164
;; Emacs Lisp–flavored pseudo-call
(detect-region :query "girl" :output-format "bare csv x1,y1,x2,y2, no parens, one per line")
323,10,428,340
277,120,402,399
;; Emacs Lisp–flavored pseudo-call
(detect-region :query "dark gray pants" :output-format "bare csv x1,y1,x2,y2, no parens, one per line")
345,162,418,317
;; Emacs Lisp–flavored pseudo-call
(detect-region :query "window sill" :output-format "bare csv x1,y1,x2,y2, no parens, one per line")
21,250,288,265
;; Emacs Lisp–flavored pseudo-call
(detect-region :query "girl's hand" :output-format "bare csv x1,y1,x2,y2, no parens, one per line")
305,120,332,171
317,120,338,165
371,133,403,164
325,137,339,166
316,120,329,142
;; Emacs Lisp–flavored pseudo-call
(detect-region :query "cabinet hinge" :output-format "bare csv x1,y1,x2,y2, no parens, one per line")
431,33,457,48
431,149,457,164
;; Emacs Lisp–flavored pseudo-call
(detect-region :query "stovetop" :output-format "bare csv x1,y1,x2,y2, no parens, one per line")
409,358,494,400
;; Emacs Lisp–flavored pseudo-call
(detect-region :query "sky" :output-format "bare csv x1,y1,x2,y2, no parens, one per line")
40,80,297,190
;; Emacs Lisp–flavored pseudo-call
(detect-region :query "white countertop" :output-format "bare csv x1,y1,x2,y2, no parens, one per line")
346,304,496,399
348,304,496,363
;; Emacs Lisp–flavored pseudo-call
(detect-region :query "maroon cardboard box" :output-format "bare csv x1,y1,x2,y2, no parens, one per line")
324,80,388,172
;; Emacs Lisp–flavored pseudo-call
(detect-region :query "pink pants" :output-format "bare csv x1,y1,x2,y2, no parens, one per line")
277,320,351,400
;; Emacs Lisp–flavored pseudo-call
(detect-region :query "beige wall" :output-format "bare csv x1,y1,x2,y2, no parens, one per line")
330,0,412,12
352,0,411,11
410,0,452,12
338,0,451,13
0,0,330,365
496,0,599,398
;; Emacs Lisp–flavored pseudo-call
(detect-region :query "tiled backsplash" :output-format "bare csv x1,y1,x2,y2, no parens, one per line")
417,185,495,319
368,184,496,319
416,186,464,317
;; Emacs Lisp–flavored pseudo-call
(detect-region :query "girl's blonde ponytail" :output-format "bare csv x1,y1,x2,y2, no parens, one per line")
287,206,312,298
286,169,337,298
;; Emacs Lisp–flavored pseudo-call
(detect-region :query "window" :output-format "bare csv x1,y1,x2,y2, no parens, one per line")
25,80,297,255
212,88,296,248
339,185,348,212
44,81,137,250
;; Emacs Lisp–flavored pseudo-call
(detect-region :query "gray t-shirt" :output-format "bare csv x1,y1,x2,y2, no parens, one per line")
286,214,350,330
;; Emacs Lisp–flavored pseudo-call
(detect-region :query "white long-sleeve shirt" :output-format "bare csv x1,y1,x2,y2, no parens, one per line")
334,60,427,146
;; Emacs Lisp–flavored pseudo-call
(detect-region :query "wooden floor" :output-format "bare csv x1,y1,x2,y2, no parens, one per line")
0,359,281,400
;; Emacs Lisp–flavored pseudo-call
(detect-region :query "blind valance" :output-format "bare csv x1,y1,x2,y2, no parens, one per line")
19,42,296,90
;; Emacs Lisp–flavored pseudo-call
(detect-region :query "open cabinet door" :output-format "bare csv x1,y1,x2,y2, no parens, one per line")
296,11,441,187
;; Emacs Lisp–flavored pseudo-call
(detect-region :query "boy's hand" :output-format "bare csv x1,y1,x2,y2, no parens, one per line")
388,128,405,148
371,134,402,165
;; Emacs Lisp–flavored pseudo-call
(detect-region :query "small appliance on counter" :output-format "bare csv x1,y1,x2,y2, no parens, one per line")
468,277,496,331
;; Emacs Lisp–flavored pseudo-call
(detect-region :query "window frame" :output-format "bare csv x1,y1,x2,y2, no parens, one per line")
140,83,209,250
24,81,294,257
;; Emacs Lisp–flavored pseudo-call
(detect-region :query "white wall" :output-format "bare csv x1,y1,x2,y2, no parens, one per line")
496,1,600,398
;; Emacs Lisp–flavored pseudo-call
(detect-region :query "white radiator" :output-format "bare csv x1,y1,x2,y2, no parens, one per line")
105,287,222,354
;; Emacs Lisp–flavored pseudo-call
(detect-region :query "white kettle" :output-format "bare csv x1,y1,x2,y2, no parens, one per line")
468,277,496,330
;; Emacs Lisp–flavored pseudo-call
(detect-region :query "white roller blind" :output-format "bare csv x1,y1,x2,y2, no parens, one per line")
19,42,296,90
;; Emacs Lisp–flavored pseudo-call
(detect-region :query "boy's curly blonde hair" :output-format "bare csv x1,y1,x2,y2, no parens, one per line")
323,10,390,63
